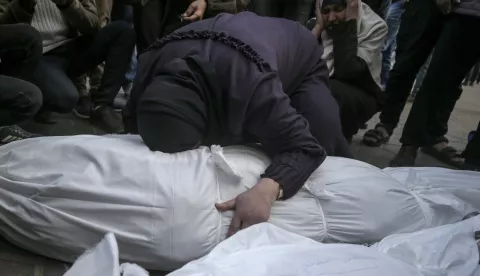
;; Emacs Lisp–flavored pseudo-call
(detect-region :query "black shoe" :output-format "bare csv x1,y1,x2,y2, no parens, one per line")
390,146,418,167
73,96,94,119
91,105,124,133
0,125,41,145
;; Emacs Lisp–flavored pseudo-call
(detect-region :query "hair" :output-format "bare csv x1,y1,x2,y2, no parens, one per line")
141,30,271,71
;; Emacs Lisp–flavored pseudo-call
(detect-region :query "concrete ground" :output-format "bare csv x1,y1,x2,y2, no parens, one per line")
1,86,479,276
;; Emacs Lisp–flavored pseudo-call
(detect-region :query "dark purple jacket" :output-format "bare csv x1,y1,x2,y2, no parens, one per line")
128,12,344,199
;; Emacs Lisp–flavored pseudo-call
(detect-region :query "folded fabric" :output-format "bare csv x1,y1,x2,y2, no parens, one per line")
0,135,479,270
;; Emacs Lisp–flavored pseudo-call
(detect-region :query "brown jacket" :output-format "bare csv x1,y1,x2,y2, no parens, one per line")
0,0,99,34
96,0,112,27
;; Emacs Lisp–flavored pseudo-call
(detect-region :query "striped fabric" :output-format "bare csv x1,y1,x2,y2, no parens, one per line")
31,0,72,53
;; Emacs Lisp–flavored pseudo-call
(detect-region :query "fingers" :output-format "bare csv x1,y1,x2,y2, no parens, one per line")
183,1,205,22
227,214,242,237
183,4,195,17
183,9,203,21
183,14,201,22
215,198,236,212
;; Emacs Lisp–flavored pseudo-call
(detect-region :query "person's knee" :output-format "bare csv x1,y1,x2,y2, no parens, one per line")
15,24,43,61
17,80,43,120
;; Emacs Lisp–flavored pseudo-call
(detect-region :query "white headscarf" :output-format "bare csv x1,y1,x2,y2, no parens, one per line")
321,3,388,88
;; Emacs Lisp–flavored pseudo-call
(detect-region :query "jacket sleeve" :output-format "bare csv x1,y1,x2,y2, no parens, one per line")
59,0,99,35
328,19,370,82
328,18,387,81
244,72,327,199
0,0,35,24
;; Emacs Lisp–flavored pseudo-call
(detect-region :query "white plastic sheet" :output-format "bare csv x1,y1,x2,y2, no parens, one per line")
63,233,149,276
384,167,480,229
0,135,479,270
170,217,480,276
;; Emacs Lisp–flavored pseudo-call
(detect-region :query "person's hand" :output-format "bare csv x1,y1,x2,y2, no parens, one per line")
313,0,325,37
215,178,280,238
345,0,359,20
183,0,207,22
435,0,452,14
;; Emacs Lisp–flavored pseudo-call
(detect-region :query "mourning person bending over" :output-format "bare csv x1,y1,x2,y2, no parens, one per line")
312,0,387,142
124,12,352,236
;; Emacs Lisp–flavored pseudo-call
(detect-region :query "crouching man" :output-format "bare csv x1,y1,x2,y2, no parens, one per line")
0,0,135,133
311,0,387,142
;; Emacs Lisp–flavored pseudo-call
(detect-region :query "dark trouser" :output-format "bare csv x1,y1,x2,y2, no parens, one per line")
400,14,480,146
0,24,42,82
0,76,42,126
330,79,378,140
249,0,315,25
463,121,480,165
33,21,135,113
0,24,43,126
133,0,189,53
112,0,134,23
379,0,445,133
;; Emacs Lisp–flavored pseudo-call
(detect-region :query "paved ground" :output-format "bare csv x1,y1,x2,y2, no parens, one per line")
1,86,479,276
353,85,480,168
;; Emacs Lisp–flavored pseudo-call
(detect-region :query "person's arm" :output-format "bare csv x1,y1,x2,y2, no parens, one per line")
215,71,326,238
95,0,112,27
244,72,327,199
56,0,99,35
329,18,387,84
0,0,35,24
329,20,369,82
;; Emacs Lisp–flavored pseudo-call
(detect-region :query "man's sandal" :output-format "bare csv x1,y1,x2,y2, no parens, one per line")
362,127,390,147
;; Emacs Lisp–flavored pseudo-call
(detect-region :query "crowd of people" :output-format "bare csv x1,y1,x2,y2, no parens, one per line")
1,0,480,234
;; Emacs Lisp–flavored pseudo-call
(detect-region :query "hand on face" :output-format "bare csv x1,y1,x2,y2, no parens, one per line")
345,0,359,20
312,0,325,37
182,0,207,22
319,0,358,30
215,178,280,238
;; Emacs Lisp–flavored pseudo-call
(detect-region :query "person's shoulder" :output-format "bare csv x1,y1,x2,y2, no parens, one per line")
360,3,388,34
361,3,387,28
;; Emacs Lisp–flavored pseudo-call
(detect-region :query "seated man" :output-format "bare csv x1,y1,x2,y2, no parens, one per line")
0,0,136,133
0,23,43,144
311,0,387,141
